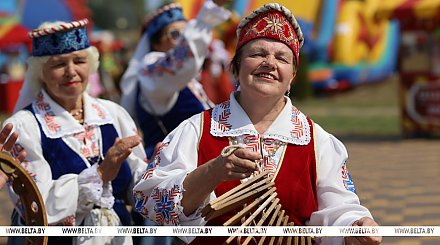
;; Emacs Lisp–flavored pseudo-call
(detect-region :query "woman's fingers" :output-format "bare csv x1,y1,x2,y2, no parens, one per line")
108,136,141,163
0,123,13,142
0,171,8,189
113,136,141,154
233,148,261,162
100,136,142,182
2,132,18,152
229,157,259,172
214,147,262,182
228,149,260,172
0,124,16,151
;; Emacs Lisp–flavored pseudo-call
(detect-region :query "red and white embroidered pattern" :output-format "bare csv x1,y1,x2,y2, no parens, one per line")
216,101,232,132
290,106,304,139
261,138,283,177
232,135,284,178
91,103,106,119
237,11,299,63
35,93,61,134
242,134,260,152
74,125,99,158
341,162,356,193
211,99,310,145
151,185,181,225
142,142,169,180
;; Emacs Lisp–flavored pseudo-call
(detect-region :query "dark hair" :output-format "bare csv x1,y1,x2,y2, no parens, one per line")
229,48,243,77
149,28,167,51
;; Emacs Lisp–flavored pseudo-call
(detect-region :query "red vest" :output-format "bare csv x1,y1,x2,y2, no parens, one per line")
192,109,318,244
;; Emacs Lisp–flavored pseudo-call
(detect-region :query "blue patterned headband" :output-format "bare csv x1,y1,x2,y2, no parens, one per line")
144,3,186,41
28,19,90,57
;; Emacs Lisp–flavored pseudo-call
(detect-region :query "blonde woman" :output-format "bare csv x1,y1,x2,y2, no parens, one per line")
4,19,147,245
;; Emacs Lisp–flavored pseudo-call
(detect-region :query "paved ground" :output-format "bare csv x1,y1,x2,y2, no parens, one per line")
345,138,440,245
0,138,439,244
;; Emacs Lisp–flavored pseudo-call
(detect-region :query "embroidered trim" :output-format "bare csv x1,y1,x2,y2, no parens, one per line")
341,161,356,193
151,185,181,225
133,190,149,219
32,92,113,138
272,143,287,181
142,142,169,180
33,93,61,135
210,101,311,145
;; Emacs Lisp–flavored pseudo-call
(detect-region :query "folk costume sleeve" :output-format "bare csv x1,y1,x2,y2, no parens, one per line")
137,1,230,115
133,114,210,242
307,123,373,226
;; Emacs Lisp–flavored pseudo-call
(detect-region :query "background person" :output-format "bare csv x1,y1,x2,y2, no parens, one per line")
119,0,231,158
5,19,147,245
133,3,381,245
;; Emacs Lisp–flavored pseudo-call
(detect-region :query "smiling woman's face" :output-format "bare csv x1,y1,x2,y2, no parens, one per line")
41,49,90,107
236,38,296,99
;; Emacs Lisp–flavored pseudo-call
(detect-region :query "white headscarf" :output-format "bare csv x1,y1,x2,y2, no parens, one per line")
13,55,47,112
119,32,150,117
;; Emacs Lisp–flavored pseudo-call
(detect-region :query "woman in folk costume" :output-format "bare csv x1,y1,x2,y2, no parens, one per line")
4,19,148,245
119,0,230,159
133,3,382,245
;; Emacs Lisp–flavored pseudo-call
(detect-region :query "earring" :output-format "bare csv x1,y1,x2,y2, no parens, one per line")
234,80,240,91
285,90,291,97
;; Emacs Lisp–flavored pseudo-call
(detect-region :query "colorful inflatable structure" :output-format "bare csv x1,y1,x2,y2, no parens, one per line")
309,0,400,92
177,0,401,93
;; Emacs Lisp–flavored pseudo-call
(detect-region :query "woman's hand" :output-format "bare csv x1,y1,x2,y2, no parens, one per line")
345,217,382,245
0,123,27,189
0,171,7,189
209,147,261,183
0,123,26,162
98,135,142,182
182,147,261,216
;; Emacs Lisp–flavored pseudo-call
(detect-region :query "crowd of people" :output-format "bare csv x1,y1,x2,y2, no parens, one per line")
0,1,381,244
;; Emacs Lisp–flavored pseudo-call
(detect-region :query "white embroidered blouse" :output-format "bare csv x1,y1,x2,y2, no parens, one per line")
4,90,148,225
133,93,373,244
120,0,230,117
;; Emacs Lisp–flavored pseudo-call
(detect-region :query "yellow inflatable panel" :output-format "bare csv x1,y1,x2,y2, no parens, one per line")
333,0,389,65
414,0,440,19
334,1,366,65
376,0,440,20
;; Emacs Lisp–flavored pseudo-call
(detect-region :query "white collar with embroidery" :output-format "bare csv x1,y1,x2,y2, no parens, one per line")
32,90,113,139
210,93,311,145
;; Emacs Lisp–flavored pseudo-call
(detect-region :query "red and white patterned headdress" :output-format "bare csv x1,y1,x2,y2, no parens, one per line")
236,3,304,65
